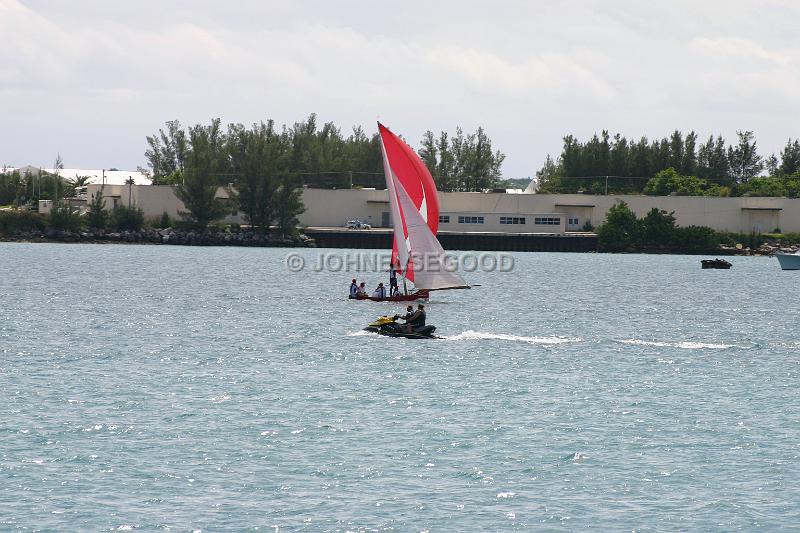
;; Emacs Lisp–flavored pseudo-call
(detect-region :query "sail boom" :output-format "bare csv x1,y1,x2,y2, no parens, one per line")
425,285,472,292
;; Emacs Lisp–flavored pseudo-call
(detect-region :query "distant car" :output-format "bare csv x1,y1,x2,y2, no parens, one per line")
346,219,371,229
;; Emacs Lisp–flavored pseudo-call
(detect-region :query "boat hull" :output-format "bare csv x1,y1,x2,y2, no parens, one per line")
776,253,800,270
701,259,732,269
351,290,429,302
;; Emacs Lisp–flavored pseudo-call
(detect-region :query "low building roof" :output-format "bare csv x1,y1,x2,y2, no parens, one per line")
1,167,152,186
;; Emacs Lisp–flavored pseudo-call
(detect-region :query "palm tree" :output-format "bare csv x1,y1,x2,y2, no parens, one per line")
66,174,92,197
125,177,135,207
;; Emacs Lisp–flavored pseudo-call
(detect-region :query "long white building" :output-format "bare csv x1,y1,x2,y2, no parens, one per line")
300,188,791,235
79,184,797,234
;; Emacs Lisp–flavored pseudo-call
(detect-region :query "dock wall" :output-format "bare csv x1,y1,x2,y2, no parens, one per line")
303,228,597,252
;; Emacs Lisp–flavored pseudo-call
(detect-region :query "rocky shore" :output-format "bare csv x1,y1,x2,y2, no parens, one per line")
0,228,316,247
720,243,800,256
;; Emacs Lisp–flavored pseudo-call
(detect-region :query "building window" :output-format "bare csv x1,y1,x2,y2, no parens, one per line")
458,216,484,224
534,216,561,225
439,215,450,224
568,217,579,226
500,216,526,225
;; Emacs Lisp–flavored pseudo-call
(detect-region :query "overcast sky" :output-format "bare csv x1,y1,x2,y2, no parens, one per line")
2,0,799,178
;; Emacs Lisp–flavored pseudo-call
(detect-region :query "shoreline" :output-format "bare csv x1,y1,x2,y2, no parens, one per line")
0,229,315,248
0,231,787,256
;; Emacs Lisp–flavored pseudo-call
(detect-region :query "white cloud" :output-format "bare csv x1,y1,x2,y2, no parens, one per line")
1,0,799,177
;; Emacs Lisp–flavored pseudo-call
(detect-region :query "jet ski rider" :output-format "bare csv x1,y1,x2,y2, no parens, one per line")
404,304,426,333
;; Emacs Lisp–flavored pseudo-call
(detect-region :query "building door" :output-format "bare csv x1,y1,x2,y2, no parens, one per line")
382,211,390,227
567,216,580,231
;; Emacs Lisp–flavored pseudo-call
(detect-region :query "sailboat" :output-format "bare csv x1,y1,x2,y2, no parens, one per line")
354,123,470,302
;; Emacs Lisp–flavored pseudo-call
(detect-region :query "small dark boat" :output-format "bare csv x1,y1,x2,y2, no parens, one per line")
701,259,732,269
351,290,429,302
363,316,438,339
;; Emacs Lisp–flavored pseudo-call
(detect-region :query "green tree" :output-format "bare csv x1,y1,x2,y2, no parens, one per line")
65,174,92,197
728,130,763,183
159,211,172,228
341,126,383,188
52,154,65,201
417,126,504,191
673,225,720,253
435,131,457,191
48,202,83,232
641,208,677,246
535,155,561,193
418,130,438,175
765,154,779,176
274,174,305,236
643,168,711,196
86,189,108,229
228,120,287,232
0,169,24,205
778,139,800,176
737,177,786,197
681,131,698,176
597,201,642,252
145,120,188,184
697,135,730,184
0,210,45,234
110,205,145,231
668,130,684,170
176,119,228,228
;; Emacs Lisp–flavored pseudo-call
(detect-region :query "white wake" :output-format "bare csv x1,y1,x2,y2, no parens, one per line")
444,330,581,345
617,339,736,350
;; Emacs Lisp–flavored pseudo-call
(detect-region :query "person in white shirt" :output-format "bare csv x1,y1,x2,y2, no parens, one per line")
372,282,386,299
357,282,368,297
349,278,359,299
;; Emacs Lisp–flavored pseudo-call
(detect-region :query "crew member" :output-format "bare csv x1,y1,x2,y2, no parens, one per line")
349,278,359,299
399,305,414,321
373,282,386,299
405,304,426,333
390,284,400,297
389,267,398,296
357,282,368,297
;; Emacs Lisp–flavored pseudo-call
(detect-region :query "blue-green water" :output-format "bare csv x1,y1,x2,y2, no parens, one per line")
1,243,798,531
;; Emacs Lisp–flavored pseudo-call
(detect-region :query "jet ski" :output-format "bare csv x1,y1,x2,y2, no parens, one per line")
364,316,438,339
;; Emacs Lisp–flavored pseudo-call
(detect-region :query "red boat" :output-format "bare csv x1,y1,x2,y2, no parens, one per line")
353,290,429,302
346,123,471,303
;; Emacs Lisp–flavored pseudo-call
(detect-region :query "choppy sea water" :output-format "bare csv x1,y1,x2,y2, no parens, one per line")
1,243,798,531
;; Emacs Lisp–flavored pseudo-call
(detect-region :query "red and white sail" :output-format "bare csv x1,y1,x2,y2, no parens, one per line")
378,122,468,291
378,124,439,282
